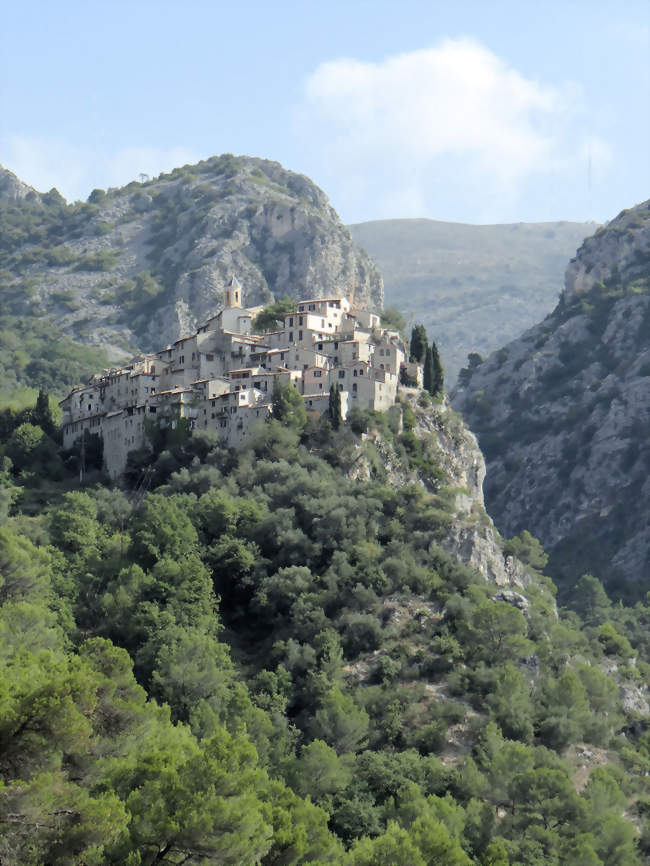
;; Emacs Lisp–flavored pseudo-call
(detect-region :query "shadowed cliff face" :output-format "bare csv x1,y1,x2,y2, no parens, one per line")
453,199,650,595
0,155,383,359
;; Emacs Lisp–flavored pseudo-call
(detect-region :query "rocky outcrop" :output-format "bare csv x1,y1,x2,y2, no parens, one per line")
0,165,39,202
349,394,535,592
564,206,650,302
0,156,383,356
453,199,650,590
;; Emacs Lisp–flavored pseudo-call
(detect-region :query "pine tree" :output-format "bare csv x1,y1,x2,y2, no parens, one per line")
409,324,428,364
431,341,444,396
272,379,307,432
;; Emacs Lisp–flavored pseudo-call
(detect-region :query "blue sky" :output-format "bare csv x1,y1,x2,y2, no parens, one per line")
1,0,648,224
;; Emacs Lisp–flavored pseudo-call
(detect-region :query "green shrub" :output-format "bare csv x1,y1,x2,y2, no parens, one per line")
74,250,120,272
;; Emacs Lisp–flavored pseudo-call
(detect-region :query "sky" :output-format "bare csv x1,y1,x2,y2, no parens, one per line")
1,0,648,225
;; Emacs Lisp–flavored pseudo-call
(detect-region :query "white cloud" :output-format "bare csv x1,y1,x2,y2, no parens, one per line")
297,38,610,222
0,137,199,201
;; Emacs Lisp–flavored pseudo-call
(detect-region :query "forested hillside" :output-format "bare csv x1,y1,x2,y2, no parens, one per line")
0,385,648,865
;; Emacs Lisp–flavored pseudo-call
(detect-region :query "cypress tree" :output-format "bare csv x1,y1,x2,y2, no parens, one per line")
329,384,342,429
409,324,428,364
431,341,444,396
423,347,434,395
32,389,56,437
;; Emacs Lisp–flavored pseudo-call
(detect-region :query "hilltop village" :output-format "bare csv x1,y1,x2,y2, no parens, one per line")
60,281,422,478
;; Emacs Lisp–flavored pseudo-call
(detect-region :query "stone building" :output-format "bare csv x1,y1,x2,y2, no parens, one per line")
60,285,417,479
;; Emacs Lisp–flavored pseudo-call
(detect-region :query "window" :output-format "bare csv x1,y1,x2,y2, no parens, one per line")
179,355,185,364
334,342,338,349
289,317,294,327
298,330,303,340
314,370,322,378
338,370,345,379
318,343,323,350
206,353,214,361
353,383,358,393
353,369,358,377
149,406,157,413
289,332,293,341
299,316,303,325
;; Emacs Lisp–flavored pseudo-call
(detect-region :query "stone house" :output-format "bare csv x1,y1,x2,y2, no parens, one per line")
60,286,419,479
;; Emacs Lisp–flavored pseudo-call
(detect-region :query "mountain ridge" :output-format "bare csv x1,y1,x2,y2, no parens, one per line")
0,155,383,361
348,216,596,384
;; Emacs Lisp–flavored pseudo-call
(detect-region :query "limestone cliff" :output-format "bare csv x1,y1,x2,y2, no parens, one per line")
453,199,650,592
0,156,383,358
0,165,39,202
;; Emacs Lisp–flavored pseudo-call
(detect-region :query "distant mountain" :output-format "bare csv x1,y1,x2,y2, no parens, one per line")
348,218,596,384
0,156,382,369
453,200,650,596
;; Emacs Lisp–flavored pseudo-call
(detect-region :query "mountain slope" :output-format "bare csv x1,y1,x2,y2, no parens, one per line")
453,200,650,595
0,156,382,361
348,218,595,383
2,386,647,862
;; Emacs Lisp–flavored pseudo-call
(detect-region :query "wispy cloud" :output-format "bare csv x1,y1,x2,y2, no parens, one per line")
296,38,611,222
0,138,199,201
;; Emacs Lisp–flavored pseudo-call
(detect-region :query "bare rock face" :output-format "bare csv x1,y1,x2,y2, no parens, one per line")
0,155,383,355
453,199,650,591
0,165,39,202
564,205,650,302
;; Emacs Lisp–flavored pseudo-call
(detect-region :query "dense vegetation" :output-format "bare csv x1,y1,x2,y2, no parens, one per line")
0,315,109,404
0,388,648,864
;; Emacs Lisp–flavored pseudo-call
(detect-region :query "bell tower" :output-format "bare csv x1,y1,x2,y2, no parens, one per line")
225,275,242,309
